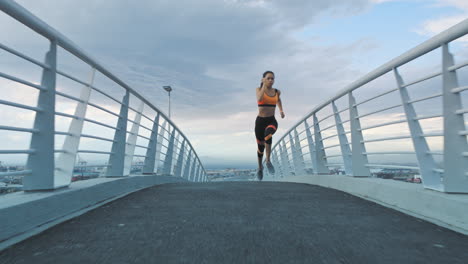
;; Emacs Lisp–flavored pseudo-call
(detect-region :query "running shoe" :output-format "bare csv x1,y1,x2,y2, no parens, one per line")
257,168,264,181
266,161,275,174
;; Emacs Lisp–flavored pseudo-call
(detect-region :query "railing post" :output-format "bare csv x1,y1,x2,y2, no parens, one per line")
190,156,196,181
24,40,57,191
288,133,297,175
272,149,281,178
172,133,181,173
143,113,160,174
56,68,96,186
304,120,318,174
313,114,330,174
280,140,292,176
183,149,192,180
163,128,176,175
194,163,200,182
442,44,468,193
349,92,371,177
175,139,186,177
124,101,144,176
155,120,167,174
332,102,353,175
106,90,129,177
393,68,442,190
294,128,306,175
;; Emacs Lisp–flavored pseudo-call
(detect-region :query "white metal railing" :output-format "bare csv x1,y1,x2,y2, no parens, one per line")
266,18,468,193
0,0,207,191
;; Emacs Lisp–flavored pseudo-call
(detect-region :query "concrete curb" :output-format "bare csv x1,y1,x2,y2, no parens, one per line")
275,175,468,235
0,175,188,250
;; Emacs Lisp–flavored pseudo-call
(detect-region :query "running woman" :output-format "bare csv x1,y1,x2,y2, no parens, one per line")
255,71,285,180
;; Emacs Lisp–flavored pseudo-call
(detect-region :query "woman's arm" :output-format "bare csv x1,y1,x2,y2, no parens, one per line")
256,79,266,102
277,90,285,118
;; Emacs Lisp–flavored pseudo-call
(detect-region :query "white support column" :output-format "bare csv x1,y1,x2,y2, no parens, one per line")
198,164,203,182
24,41,57,191
183,149,192,180
442,44,468,193
349,92,371,177
190,156,196,181
56,68,96,187
171,133,181,174
163,128,176,175
143,113,160,174
289,133,299,175
304,120,318,174
313,114,330,174
155,120,167,174
175,139,186,177
294,128,306,175
106,90,129,177
194,163,200,182
394,68,442,190
272,149,281,178
124,101,144,176
199,168,204,182
280,140,292,176
332,102,353,176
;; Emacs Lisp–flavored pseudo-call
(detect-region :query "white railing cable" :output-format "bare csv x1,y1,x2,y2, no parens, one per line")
0,43,50,69
0,71,46,91
401,71,441,88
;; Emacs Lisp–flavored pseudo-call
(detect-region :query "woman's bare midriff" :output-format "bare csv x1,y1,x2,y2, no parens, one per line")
258,106,276,117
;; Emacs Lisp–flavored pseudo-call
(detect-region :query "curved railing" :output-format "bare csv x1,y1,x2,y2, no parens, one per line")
0,0,207,192
267,18,468,193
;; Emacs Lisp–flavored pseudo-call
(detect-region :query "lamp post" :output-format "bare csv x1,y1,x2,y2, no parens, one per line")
163,86,172,119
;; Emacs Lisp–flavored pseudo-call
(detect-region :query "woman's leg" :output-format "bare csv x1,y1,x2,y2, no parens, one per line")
255,116,266,172
257,148,264,169
265,142,271,163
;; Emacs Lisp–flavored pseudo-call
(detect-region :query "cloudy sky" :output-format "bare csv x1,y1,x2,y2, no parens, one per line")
1,0,467,169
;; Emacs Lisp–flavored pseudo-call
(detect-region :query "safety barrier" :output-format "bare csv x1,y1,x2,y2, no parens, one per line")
0,0,207,192
267,18,468,193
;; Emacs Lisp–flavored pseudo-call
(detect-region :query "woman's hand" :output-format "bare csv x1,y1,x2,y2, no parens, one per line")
280,111,285,119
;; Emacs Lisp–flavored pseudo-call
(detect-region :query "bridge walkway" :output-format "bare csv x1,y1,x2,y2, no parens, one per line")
1,182,468,263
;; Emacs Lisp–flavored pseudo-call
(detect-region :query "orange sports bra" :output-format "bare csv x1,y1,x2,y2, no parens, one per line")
258,88,278,107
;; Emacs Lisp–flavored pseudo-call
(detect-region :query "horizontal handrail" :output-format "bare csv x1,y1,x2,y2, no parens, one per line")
401,71,441,88
354,88,399,107
0,170,32,177
407,92,442,104
451,86,468,93
363,151,416,155
81,133,116,143
0,43,49,69
356,103,402,119
365,164,419,170
77,150,113,154
0,150,34,154
448,60,468,71
414,114,442,120
0,99,42,112
0,125,38,133
361,135,411,143
0,71,46,90
56,69,88,87
359,118,407,131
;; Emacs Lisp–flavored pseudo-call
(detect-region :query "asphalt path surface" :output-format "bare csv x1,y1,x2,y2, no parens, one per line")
2,181,468,263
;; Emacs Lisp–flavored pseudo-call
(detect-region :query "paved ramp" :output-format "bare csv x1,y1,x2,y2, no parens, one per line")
1,182,468,263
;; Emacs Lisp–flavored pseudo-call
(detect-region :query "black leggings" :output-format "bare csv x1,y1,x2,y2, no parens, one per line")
255,116,278,158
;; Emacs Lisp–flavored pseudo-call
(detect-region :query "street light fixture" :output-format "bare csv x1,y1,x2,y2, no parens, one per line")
163,85,172,119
